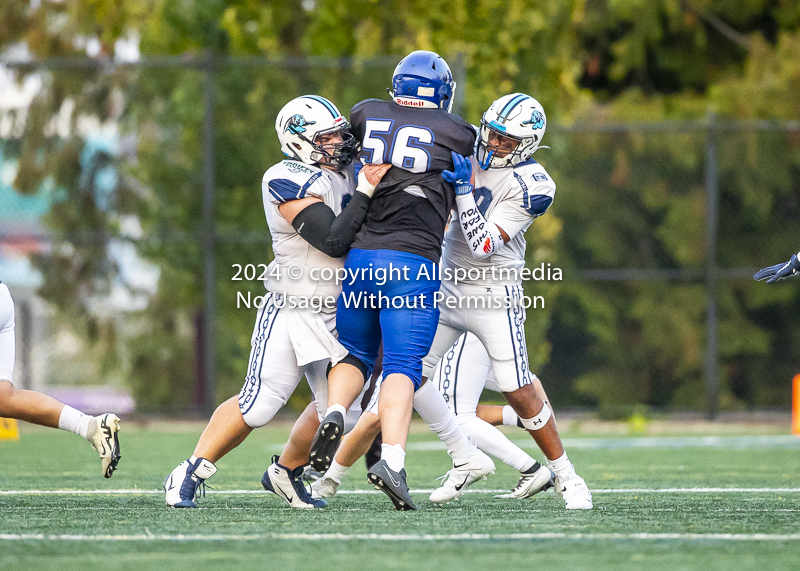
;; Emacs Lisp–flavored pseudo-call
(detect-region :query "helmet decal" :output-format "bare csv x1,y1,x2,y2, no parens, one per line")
522,110,545,130
286,114,316,135
275,96,356,170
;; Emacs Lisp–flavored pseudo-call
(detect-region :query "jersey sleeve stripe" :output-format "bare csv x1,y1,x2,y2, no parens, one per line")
299,171,323,199
268,178,304,203
514,172,553,217
524,195,553,217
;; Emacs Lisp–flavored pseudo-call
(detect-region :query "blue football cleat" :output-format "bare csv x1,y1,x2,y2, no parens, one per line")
164,457,217,508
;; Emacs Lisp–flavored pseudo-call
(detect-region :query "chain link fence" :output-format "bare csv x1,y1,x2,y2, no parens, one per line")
1,56,797,417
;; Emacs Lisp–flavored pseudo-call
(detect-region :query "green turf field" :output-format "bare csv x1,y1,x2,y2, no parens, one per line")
2,421,799,570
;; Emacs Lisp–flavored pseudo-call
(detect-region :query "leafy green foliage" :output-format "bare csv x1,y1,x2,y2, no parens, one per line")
3,0,800,411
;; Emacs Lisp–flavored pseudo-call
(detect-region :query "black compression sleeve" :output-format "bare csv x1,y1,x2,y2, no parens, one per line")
290,192,371,258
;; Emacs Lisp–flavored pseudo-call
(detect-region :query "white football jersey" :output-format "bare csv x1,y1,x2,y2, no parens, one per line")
262,159,354,299
441,155,556,285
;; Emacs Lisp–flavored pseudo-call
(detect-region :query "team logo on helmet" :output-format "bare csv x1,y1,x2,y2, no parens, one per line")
286,114,316,135
522,110,544,130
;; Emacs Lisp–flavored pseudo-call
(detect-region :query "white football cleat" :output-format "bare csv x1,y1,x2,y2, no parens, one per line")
555,475,593,509
164,458,217,508
87,413,122,478
310,474,340,499
494,463,553,499
429,450,496,504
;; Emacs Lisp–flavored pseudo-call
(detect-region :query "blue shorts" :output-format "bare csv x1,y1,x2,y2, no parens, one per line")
336,249,440,389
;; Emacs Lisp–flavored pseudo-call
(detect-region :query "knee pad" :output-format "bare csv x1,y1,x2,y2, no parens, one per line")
332,353,371,384
239,390,283,428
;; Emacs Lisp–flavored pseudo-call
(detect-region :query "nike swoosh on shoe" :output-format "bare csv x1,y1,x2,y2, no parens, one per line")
454,475,470,491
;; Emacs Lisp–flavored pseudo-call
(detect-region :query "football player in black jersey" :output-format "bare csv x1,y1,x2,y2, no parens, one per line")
309,51,494,509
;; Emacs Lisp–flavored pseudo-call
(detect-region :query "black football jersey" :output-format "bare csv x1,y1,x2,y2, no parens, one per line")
349,99,476,262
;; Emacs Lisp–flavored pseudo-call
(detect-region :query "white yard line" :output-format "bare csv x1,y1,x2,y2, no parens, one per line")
2,487,799,495
260,434,800,454
404,434,800,451
1,532,799,542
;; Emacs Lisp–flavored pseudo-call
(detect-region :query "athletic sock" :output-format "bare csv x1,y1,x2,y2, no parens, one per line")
459,415,537,472
380,443,406,473
325,403,347,419
58,405,91,440
326,459,349,483
547,452,577,481
501,405,520,427
521,460,541,474
189,455,198,464
413,381,476,464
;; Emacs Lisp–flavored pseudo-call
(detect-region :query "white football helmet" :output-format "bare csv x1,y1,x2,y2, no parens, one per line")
275,95,356,169
476,93,547,169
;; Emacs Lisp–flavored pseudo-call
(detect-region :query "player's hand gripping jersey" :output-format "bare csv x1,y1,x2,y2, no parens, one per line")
349,99,476,262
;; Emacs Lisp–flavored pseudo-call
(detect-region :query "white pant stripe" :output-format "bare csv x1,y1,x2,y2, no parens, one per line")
239,294,281,415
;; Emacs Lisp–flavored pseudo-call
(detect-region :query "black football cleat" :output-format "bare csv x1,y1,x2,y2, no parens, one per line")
367,459,417,511
308,410,344,473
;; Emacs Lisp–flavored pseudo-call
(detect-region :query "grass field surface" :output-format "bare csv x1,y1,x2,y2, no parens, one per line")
1,420,799,570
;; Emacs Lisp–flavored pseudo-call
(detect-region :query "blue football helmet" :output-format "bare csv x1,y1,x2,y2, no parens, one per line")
390,50,456,112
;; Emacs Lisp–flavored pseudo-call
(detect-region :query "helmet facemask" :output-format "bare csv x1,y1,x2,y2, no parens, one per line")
306,126,357,169
477,121,539,169
287,121,358,170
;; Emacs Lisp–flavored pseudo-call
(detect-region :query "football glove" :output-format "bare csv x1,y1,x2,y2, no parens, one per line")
442,151,473,196
753,253,800,284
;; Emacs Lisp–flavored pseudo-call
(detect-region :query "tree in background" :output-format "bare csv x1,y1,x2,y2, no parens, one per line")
2,0,798,412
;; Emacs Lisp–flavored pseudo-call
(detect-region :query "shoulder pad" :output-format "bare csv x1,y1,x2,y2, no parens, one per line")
512,170,555,217
514,160,555,188
263,161,326,204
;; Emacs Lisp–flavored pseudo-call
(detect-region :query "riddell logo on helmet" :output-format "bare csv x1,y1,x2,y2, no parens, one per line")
395,97,426,107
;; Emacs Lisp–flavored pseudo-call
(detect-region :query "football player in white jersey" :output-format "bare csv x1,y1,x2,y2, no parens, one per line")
424,93,592,509
163,95,391,509
0,281,121,477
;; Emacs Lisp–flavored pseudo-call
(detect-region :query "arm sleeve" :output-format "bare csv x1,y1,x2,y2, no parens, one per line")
454,193,505,260
290,191,371,258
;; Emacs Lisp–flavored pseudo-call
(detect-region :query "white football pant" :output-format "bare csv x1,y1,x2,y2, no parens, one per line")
423,280,533,393
238,292,362,430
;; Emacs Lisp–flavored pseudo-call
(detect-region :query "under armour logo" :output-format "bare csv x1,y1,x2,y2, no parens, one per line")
533,419,543,426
